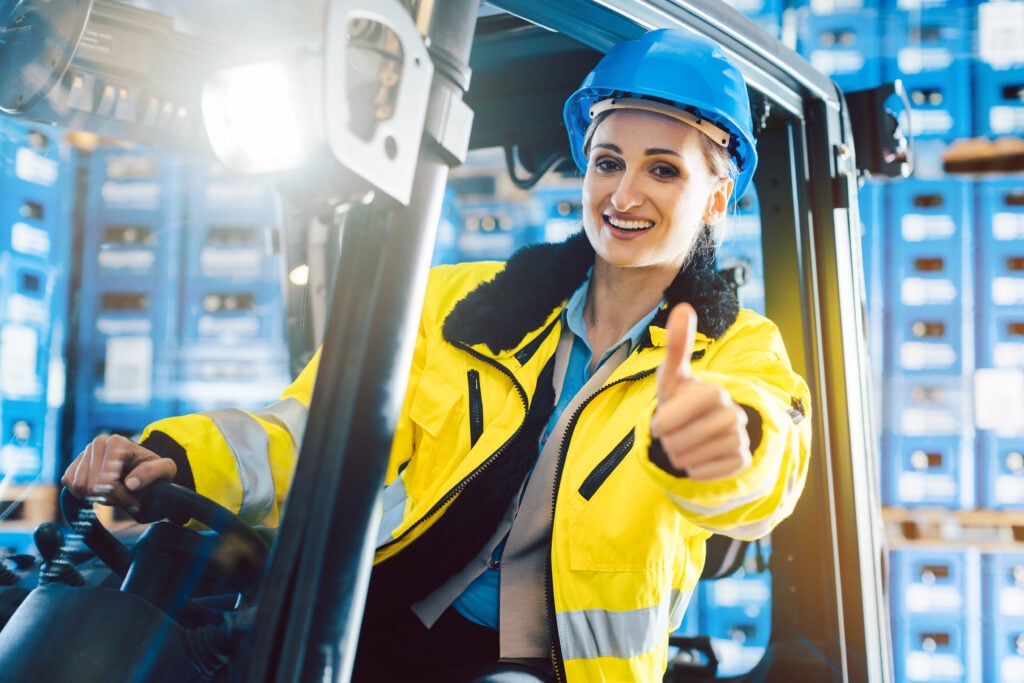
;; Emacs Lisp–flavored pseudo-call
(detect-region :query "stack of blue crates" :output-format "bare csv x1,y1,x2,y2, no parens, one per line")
889,547,982,683
981,551,1024,682
882,179,976,509
0,120,71,487
176,162,290,413
975,178,1024,510
452,198,542,263
717,188,766,316
72,147,183,447
882,0,974,175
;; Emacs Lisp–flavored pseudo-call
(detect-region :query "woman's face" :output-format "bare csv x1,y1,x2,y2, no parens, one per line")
581,109,732,274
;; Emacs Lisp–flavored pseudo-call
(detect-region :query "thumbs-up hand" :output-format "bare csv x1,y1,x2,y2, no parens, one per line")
650,303,752,481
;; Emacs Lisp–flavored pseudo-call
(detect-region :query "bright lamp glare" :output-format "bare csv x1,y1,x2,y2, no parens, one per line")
288,264,310,286
203,62,310,173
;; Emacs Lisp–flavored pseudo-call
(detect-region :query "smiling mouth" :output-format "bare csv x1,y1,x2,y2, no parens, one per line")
606,215,654,231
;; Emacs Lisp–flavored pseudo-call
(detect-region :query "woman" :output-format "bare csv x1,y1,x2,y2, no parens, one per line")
63,29,811,682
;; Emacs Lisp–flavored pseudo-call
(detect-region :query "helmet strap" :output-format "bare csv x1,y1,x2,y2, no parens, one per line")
589,97,730,149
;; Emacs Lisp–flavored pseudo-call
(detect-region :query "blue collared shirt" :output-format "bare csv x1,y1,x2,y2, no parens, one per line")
452,272,663,629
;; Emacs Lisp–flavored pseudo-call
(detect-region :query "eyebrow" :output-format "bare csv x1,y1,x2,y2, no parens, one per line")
592,142,681,158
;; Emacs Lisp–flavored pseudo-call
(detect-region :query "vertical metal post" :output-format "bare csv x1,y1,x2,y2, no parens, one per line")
239,1,477,681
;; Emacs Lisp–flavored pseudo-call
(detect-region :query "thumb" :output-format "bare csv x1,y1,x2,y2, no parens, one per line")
657,302,697,403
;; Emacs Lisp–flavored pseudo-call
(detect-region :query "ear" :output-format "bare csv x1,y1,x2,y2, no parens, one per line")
702,177,733,225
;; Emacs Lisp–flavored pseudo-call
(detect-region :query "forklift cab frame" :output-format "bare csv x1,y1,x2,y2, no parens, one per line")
0,0,892,680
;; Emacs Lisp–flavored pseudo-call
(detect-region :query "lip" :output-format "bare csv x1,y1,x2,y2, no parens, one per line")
603,213,654,238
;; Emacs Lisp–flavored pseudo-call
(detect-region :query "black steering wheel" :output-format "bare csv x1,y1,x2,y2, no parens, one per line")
59,481,271,609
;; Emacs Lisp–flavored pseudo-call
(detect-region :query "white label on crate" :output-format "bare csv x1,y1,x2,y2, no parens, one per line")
995,342,1024,368
909,109,953,136
197,315,260,338
906,652,964,680
811,0,865,13
900,342,956,370
11,222,51,257
905,584,963,613
996,476,1024,507
993,213,1024,241
47,356,65,407
898,472,955,502
708,578,770,607
100,181,162,210
15,148,58,186
199,248,263,278
897,48,953,75
1002,656,1024,683
901,214,955,242
544,219,582,246
975,368,1024,433
457,232,516,254
901,278,957,306
901,407,961,436
0,324,41,397
0,445,40,476
810,50,864,76
99,336,153,404
5,294,47,325
1000,586,1024,617
205,182,271,206
993,277,1024,306
96,317,152,336
978,2,1024,68
97,248,156,271
991,106,1024,136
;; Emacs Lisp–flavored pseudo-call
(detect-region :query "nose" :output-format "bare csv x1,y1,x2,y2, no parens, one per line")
610,170,643,212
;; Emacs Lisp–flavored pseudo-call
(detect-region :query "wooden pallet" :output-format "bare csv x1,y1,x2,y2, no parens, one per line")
883,507,1024,550
0,484,58,529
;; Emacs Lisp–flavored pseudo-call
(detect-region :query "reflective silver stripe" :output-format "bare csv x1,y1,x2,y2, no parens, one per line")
205,408,276,524
665,475,773,518
375,474,409,548
667,589,693,632
253,397,308,446
670,466,804,538
557,600,669,661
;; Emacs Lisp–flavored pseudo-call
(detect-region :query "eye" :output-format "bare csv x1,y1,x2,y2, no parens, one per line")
650,163,680,179
592,155,623,173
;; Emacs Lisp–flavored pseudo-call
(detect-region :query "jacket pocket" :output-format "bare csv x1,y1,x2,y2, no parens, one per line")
408,369,462,439
578,430,634,500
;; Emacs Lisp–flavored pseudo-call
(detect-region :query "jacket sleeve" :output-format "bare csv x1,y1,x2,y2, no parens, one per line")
138,351,319,527
636,309,812,540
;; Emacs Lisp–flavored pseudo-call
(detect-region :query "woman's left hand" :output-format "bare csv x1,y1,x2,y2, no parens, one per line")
651,303,752,481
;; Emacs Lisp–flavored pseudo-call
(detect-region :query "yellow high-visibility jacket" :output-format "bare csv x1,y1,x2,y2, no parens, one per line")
142,233,811,681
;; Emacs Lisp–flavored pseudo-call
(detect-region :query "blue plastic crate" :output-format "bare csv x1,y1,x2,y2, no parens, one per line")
796,11,884,92
889,65,973,140
884,373,972,437
890,547,982,619
981,551,1024,683
886,305,970,375
882,432,975,508
698,572,772,676
977,434,1024,510
455,199,541,263
881,8,972,77
0,399,49,484
891,614,982,683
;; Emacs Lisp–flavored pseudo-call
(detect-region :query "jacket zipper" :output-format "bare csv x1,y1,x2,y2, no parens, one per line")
547,366,657,681
375,343,529,555
577,430,635,501
468,369,484,446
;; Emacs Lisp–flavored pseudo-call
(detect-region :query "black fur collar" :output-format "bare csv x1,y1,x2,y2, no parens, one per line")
442,231,739,354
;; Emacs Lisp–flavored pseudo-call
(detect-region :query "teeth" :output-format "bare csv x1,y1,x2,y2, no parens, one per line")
607,216,654,230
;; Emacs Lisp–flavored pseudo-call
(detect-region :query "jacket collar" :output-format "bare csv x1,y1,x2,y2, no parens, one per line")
442,231,739,354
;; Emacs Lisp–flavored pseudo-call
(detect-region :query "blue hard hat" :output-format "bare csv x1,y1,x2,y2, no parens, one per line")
564,29,758,200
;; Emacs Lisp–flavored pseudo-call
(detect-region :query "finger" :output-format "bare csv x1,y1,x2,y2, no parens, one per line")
657,407,748,460
652,383,736,438
661,428,750,472
657,303,698,403
124,457,177,492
